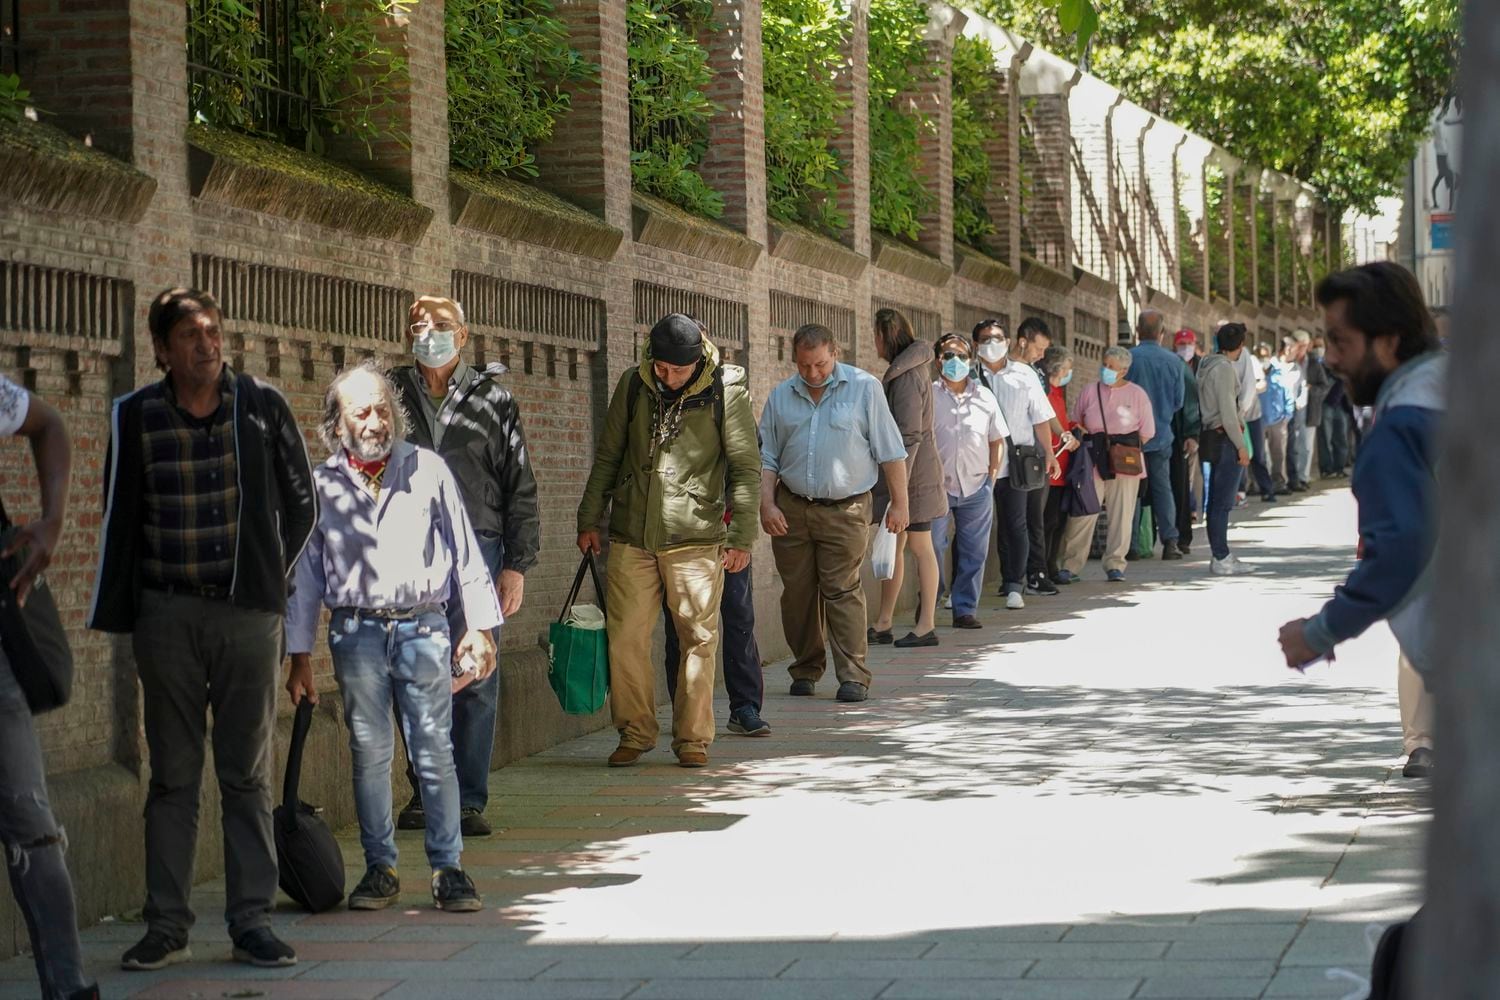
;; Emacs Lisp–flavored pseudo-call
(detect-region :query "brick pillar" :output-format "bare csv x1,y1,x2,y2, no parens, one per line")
1175,135,1211,301
15,0,133,157
1108,98,1152,318
1067,75,1115,281
1017,61,1075,273
699,0,766,244
1235,166,1260,306
1143,118,1184,300
905,2,965,265
978,61,1015,265
831,0,871,260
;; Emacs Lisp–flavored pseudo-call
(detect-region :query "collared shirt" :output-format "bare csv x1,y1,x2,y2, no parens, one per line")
1128,341,1185,453
976,361,1053,447
411,361,474,450
0,374,29,436
932,378,1009,497
139,367,240,589
1073,380,1156,444
286,439,502,655
759,363,906,500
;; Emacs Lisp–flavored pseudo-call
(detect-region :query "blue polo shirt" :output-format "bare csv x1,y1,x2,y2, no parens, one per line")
759,363,907,500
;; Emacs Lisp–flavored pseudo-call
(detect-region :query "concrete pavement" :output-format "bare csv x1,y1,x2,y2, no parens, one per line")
0,486,1426,999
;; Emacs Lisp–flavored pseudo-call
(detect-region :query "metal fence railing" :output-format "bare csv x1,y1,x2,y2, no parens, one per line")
1,0,21,77
186,0,311,143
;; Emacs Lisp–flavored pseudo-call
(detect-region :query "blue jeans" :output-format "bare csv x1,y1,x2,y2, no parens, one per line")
665,562,762,716
1246,418,1275,497
1137,447,1179,544
0,654,88,999
933,484,995,616
400,537,503,812
1206,432,1242,560
333,609,462,870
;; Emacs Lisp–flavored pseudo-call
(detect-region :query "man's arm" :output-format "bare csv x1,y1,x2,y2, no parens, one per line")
880,459,910,533
494,398,540,574
5,393,71,603
721,381,760,555
265,384,318,572
577,371,634,553
760,468,787,536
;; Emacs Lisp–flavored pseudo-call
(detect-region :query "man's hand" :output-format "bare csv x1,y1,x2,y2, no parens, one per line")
2,516,62,606
455,628,497,682
1046,453,1062,481
1061,430,1081,453
498,568,525,618
761,503,788,537
1185,437,1199,458
988,465,1001,482
884,500,910,535
723,548,751,573
1236,446,1250,467
1277,618,1325,670
577,530,602,556
286,653,318,706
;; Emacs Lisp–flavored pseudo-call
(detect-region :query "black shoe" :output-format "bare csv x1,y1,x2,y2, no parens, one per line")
232,927,296,968
1403,747,1434,778
397,794,425,830
893,630,938,648
727,708,772,736
67,986,101,1000
789,679,816,697
1025,575,1060,596
349,864,401,910
952,614,983,629
1178,541,1191,555
121,929,191,971
1261,493,1277,503
1160,543,1183,561
835,681,868,702
866,627,894,645
433,866,483,912
461,807,493,837
1125,549,1141,561
1290,482,1310,493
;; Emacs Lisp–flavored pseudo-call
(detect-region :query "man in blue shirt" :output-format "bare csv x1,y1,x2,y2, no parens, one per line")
1129,310,1187,559
759,324,908,703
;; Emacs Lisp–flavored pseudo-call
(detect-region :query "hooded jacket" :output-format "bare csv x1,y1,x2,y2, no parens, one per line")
577,339,760,552
1197,353,1246,443
872,340,949,524
1304,351,1445,671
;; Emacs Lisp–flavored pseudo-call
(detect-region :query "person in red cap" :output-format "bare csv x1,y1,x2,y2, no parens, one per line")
1171,329,1204,550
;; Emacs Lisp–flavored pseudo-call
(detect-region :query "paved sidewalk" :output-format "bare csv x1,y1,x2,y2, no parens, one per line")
1,488,1426,999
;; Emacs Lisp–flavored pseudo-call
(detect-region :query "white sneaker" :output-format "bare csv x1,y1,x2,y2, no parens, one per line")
942,594,952,610
1006,591,1025,610
1211,555,1252,576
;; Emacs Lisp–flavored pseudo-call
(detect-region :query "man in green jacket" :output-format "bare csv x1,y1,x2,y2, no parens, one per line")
577,315,760,769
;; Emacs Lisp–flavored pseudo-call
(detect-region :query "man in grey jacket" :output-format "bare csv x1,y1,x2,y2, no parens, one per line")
1199,324,1253,575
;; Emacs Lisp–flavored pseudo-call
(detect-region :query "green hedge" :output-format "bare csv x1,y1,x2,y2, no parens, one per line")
950,34,1003,251
627,0,723,219
1204,166,1229,299
1255,197,1274,303
1178,196,1203,299
446,0,593,178
1276,216,1296,303
867,0,936,242
763,0,849,236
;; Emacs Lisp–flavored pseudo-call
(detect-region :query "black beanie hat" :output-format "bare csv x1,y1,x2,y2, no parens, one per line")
650,314,703,366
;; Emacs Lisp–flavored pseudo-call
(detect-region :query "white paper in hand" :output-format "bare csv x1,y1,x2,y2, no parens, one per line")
871,526,898,581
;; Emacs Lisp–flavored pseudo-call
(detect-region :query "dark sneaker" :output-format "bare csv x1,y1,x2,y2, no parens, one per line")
1026,576,1060,596
349,864,401,910
460,807,492,837
432,866,483,912
1106,569,1126,583
1054,570,1077,585
397,794,425,831
232,927,296,968
835,681,868,703
866,627,894,645
727,708,772,736
1160,543,1183,561
1403,747,1434,779
67,986,101,1000
121,929,190,971
789,679,816,697
952,614,982,629
893,631,938,648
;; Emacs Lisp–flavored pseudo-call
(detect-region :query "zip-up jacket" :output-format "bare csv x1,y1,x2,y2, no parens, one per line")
88,368,318,632
391,363,541,574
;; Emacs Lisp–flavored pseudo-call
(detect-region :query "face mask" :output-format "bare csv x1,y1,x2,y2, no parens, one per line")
1101,368,1120,387
1176,345,1195,361
1313,348,1326,360
799,372,827,389
413,328,459,369
1057,371,1073,387
978,340,1008,363
941,356,970,382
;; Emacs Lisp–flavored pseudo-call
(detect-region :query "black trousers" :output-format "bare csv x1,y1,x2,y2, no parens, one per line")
1168,438,1194,548
1043,484,1069,579
994,477,1046,591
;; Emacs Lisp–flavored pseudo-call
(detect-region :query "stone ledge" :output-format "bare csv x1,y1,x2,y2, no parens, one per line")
451,170,623,261
768,219,868,279
632,192,763,269
0,117,156,223
872,232,952,287
1183,292,1209,311
1147,286,1184,312
1073,265,1115,300
187,124,433,245
1019,255,1076,296
955,243,1020,291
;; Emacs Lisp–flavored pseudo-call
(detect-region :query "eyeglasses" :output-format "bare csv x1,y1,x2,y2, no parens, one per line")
409,322,459,336
940,351,970,363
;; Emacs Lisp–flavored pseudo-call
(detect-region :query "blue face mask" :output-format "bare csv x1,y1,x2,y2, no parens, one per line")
1101,367,1120,387
941,356,970,382
413,328,459,369
1058,371,1073,387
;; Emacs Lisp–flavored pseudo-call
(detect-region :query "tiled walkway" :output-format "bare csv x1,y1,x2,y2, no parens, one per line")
2,487,1426,999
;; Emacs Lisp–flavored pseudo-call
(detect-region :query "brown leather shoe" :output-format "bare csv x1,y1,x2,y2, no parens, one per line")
676,750,709,768
607,746,646,767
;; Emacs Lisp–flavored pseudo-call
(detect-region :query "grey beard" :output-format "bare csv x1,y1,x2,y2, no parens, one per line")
343,428,392,462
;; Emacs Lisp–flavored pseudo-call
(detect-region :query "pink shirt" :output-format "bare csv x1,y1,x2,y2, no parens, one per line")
1072,381,1155,478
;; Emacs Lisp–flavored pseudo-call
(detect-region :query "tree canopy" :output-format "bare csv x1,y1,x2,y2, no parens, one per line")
976,0,1460,212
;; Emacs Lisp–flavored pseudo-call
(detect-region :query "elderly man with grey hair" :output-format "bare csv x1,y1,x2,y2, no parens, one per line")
285,360,500,915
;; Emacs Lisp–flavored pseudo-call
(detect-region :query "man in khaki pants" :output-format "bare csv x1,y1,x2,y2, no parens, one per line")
577,315,760,768
1398,653,1434,777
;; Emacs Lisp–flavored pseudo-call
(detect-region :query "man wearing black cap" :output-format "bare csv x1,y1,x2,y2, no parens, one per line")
577,314,761,768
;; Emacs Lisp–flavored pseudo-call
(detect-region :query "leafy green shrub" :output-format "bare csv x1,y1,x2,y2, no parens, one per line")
763,0,849,236
1276,216,1296,303
446,0,594,177
0,73,31,123
867,0,936,242
187,0,407,154
1255,197,1274,303
1204,166,1228,298
627,0,723,219
1178,195,1203,299
950,34,1003,251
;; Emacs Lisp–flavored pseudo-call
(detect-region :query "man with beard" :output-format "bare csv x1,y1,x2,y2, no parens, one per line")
285,361,499,913
1278,264,1444,776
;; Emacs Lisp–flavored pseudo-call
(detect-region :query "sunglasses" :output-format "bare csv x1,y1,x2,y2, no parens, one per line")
940,351,971,363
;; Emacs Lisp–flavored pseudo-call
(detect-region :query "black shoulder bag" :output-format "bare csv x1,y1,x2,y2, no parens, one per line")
0,496,73,714
274,697,346,912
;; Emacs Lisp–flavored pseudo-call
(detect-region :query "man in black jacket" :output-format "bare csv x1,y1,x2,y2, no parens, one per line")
391,295,540,837
90,288,317,973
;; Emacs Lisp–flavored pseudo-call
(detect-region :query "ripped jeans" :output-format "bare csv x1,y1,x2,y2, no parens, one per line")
0,651,89,999
330,609,462,871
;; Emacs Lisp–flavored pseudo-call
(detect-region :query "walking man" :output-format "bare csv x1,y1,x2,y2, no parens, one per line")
1197,323,1253,575
760,323,908,703
1129,310,1186,559
1168,329,1202,553
577,315,760,768
0,376,98,1000
285,361,499,913
389,295,540,838
91,288,316,971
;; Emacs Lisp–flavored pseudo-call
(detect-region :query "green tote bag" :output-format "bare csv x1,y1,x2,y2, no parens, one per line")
547,553,610,715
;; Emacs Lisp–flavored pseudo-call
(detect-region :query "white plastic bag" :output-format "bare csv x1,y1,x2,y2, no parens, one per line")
565,603,606,630
871,525,898,581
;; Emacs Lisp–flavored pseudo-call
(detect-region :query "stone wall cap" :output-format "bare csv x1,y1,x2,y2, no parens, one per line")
451,170,623,261
768,219,869,280
955,242,1020,291
1019,255,1077,295
632,192,763,270
1,117,156,224
871,233,954,288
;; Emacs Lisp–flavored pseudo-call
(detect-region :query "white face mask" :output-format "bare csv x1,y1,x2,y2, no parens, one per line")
1176,345,1195,361
978,340,1008,364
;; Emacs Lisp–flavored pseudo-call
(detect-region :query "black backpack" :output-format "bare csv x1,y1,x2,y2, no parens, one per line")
273,698,346,912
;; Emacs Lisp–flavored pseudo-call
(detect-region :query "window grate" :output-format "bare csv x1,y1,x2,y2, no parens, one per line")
455,271,606,351
0,0,19,77
769,291,855,349
633,282,748,350
192,254,410,343
186,0,312,145
873,298,942,343
0,260,132,344
954,303,1010,340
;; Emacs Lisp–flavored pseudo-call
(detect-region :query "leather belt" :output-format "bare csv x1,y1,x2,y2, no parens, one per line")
144,582,230,601
335,604,444,621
